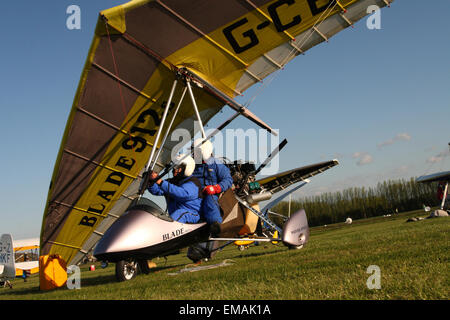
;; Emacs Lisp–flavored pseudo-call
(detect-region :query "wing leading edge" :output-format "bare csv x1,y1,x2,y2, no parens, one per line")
416,171,450,184
257,159,339,194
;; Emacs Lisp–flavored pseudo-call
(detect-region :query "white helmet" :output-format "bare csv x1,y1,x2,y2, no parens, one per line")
192,138,213,161
174,154,196,177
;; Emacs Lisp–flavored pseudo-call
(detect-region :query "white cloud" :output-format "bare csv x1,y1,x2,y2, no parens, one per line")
396,133,411,140
352,152,373,166
377,133,411,149
426,149,450,164
426,156,443,164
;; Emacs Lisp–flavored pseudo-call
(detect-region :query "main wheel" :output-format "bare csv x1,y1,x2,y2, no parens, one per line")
137,259,155,275
115,260,139,282
187,244,209,263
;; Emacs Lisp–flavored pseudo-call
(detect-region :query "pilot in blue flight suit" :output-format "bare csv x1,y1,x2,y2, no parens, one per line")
148,154,202,223
191,138,233,234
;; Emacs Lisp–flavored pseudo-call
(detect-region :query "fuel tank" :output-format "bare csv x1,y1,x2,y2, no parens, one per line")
94,198,209,262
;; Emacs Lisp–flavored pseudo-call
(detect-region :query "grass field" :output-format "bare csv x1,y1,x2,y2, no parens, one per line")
1,209,448,300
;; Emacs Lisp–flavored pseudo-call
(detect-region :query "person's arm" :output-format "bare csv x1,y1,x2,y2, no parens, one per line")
203,160,234,195
147,171,165,195
148,181,164,196
159,180,198,201
215,163,233,192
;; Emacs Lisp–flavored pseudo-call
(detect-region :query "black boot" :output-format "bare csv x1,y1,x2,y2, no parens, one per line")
210,222,221,237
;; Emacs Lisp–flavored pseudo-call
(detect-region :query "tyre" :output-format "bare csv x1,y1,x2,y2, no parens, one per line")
115,260,139,282
187,244,209,263
137,259,154,275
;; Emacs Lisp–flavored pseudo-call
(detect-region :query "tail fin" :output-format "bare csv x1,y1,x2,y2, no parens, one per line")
282,210,309,248
0,234,16,280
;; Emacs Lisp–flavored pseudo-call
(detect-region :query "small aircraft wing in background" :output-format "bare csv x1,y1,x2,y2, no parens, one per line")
416,171,450,183
13,238,39,252
257,159,339,195
417,170,450,210
13,238,40,277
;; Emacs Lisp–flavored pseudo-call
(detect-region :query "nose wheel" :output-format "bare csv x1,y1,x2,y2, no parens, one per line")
115,260,139,282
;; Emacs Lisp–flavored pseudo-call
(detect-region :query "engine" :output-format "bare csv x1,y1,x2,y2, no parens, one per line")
223,160,261,197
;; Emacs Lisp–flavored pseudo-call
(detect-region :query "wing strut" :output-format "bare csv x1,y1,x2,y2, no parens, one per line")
153,109,241,181
145,79,178,172
138,73,213,194
234,195,282,234
186,78,207,139
151,86,188,169
138,79,178,196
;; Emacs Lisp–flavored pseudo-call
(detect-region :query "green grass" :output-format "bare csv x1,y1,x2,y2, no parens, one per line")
1,210,448,300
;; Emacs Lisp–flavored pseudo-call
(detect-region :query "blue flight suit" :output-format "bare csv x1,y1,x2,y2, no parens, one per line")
148,177,202,223
192,157,233,224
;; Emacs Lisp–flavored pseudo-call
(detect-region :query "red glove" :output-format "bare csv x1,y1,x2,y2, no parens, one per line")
203,184,222,195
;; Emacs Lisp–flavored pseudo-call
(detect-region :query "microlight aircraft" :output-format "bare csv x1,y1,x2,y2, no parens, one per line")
39,0,394,285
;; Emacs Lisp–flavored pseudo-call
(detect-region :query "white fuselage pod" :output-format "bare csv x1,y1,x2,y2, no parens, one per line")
94,208,209,262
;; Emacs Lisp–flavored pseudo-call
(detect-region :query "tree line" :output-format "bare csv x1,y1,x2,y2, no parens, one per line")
272,178,440,227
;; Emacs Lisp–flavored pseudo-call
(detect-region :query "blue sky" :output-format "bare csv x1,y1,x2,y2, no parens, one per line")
0,1,449,239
